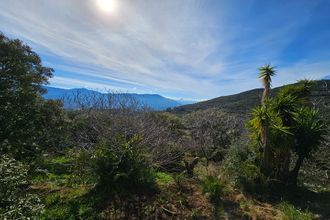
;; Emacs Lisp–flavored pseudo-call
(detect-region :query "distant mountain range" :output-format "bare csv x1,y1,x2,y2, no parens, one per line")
43,86,195,110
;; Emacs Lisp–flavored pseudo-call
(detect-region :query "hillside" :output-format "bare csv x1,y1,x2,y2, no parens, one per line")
171,80,330,116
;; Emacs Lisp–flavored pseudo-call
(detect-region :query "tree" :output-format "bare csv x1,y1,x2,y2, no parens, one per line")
249,102,288,177
250,71,327,185
258,65,276,175
271,81,313,181
258,65,276,103
289,108,327,185
0,33,66,159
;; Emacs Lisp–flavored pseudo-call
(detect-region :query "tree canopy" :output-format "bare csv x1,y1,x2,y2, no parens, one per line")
0,33,66,159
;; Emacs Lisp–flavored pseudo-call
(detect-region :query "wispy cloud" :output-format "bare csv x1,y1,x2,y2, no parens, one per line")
1,0,329,99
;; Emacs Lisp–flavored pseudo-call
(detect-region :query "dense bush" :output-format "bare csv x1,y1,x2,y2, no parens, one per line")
184,109,243,162
0,155,44,219
85,136,156,195
222,139,262,189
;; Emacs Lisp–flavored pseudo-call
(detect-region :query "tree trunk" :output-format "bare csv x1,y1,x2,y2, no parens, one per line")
289,156,304,186
261,123,272,176
260,84,271,176
282,149,291,182
261,84,270,103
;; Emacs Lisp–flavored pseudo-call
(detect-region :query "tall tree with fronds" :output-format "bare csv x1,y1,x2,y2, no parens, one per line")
259,65,276,103
258,65,276,175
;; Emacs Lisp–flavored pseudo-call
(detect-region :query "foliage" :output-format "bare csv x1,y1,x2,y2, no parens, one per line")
90,136,156,195
248,70,328,184
155,172,174,186
292,108,327,158
0,33,68,159
288,107,328,185
40,187,94,220
258,65,276,88
222,140,263,189
0,155,44,219
201,176,225,205
278,202,313,220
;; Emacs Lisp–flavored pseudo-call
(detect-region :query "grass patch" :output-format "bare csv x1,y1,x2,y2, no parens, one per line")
155,172,174,186
278,202,313,220
40,185,94,220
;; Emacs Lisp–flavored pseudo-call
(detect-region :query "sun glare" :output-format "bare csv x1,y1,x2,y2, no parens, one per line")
97,0,116,13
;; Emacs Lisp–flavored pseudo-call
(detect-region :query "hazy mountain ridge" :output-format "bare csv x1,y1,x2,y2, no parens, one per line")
43,86,194,110
171,80,330,115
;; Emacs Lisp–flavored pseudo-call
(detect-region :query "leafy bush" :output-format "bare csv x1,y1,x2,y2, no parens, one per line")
201,176,225,205
91,136,156,195
0,155,44,219
278,202,313,220
239,160,261,184
222,140,262,189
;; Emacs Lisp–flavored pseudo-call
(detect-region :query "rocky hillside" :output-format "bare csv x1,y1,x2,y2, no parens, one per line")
171,80,330,117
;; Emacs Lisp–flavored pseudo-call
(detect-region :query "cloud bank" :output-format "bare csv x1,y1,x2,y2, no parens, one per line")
1,0,330,99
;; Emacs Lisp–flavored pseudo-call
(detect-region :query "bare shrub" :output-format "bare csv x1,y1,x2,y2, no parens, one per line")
184,108,245,163
68,91,187,172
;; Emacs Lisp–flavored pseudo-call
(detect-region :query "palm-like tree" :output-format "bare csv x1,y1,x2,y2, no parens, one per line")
259,65,276,103
272,94,297,180
257,65,276,175
289,108,327,185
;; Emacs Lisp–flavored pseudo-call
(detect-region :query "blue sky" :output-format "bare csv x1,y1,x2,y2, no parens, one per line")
1,0,330,100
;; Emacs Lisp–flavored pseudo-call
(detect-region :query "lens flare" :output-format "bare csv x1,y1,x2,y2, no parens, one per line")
97,0,116,13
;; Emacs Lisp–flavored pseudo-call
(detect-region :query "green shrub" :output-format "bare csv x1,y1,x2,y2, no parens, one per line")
92,136,156,195
239,160,261,183
278,202,313,220
0,155,44,219
222,140,263,189
201,176,225,205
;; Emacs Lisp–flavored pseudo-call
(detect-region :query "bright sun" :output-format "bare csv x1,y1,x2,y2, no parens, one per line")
97,0,116,13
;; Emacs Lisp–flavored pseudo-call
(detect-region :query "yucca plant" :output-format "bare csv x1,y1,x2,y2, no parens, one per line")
250,103,292,178
258,65,276,103
289,108,327,185
257,65,276,175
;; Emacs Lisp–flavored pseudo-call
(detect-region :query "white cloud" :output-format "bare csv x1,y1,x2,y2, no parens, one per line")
0,0,328,99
